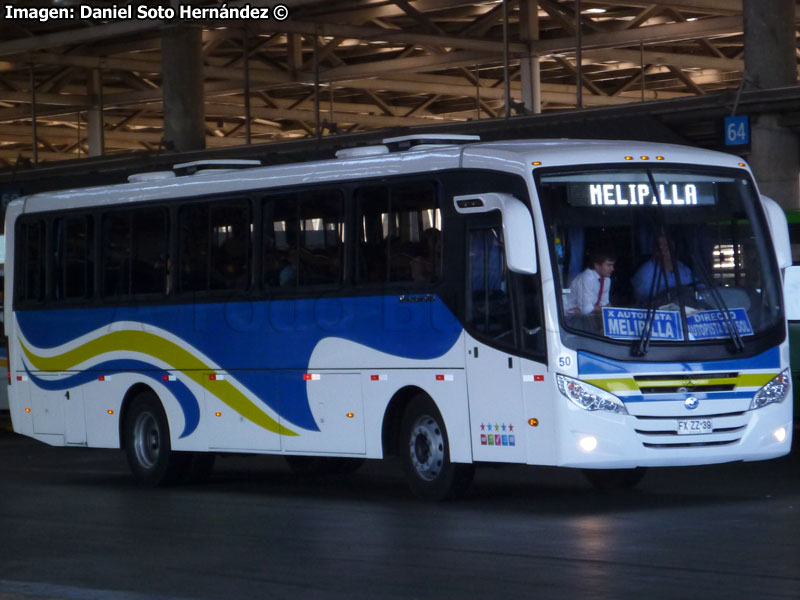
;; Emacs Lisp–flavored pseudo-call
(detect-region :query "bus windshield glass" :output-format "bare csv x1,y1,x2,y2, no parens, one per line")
537,167,783,350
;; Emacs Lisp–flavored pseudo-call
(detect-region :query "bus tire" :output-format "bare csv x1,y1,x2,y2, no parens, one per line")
583,467,647,491
123,391,189,486
400,396,474,501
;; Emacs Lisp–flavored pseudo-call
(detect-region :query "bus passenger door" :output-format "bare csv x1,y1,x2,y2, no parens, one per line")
464,224,526,463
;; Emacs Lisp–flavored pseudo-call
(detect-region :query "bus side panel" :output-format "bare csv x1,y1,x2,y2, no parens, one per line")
465,334,526,464
84,374,210,452
82,378,124,448
206,373,280,452
24,371,87,445
310,334,471,463
520,358,558,466
286,371,365,454
28,375,65,436
8,378,34,438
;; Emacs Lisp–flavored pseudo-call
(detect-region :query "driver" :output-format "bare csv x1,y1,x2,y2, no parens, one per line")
632,235,695,304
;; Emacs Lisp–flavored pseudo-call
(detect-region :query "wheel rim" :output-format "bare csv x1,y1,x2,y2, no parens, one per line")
132,411,161,470
408,414,445,482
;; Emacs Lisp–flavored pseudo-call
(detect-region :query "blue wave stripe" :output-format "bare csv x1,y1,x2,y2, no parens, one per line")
17,295,463,431
24,359,200,438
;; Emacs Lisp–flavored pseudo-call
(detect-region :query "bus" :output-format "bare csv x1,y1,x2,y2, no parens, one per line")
4,135,794,499
783,210,800,420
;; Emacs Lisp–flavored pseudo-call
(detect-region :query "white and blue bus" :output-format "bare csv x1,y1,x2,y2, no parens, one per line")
4,135,794,498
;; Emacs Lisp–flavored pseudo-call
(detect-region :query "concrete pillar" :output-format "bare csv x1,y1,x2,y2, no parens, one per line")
750,115,799,208
161,25,205,152
519,0,541,114
743,0,798,209
87,69,104,157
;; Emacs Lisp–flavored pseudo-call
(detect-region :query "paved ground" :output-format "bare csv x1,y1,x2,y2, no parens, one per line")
0,413,798,600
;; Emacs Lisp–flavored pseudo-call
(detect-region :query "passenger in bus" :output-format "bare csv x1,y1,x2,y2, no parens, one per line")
279,249,299,286
471,228,505,292
565,248,616,315
632,235,695,305
410,228,442,283
213,237,248,289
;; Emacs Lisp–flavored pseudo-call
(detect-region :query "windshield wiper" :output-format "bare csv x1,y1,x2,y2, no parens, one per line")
632,172,668,358
632,258,669,357
688,254,745,353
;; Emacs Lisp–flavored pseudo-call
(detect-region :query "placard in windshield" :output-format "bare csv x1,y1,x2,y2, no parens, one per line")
687,309,754,340
602,307,683,341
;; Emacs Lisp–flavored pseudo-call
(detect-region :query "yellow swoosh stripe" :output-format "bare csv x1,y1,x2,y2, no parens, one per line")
20,331,297,437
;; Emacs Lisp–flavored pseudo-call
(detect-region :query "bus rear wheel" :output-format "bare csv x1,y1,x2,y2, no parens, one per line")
123,391,189,486
400,396,474,501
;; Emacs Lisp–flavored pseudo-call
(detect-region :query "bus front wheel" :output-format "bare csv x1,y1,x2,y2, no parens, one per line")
400,397,474,501
123,391,189,486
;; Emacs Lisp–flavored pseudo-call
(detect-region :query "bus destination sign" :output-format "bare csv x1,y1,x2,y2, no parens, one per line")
602,307,684,341
568,182,716,207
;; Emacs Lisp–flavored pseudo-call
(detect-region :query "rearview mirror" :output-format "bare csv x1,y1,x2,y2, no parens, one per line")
453,192,537,275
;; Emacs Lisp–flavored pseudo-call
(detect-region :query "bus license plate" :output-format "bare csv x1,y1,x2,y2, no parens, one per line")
677,419,713,435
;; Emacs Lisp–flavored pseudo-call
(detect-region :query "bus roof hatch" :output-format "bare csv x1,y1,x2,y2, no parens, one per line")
173,159,262,175
382,134,480,151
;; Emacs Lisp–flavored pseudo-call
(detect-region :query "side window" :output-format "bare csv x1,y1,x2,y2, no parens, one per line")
179,200,252,292
16,220,46,304
263,190,344,288
102,207,168,297
356,182,441,285
179,203,209,292
467,226,513,344
53,215,94,301
210,201,251,290
134,208,169,295
102,212,131,296
516,274,545,355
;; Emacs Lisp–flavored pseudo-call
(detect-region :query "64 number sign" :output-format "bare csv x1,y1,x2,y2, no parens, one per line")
724,115,750,147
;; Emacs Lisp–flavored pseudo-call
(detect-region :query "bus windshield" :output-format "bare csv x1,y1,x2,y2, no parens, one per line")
538,167,783,352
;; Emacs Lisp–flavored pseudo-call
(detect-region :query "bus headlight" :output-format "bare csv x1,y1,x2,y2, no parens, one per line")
750,369,790,410
556,374,628,415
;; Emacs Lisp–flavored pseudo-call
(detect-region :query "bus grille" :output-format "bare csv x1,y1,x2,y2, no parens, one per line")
633,372,738,394
633,411,748,448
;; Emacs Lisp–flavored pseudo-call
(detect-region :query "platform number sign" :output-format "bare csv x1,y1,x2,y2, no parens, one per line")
724,116,750,147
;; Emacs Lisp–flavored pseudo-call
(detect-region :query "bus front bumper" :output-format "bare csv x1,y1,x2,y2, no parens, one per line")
553,400,793,469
